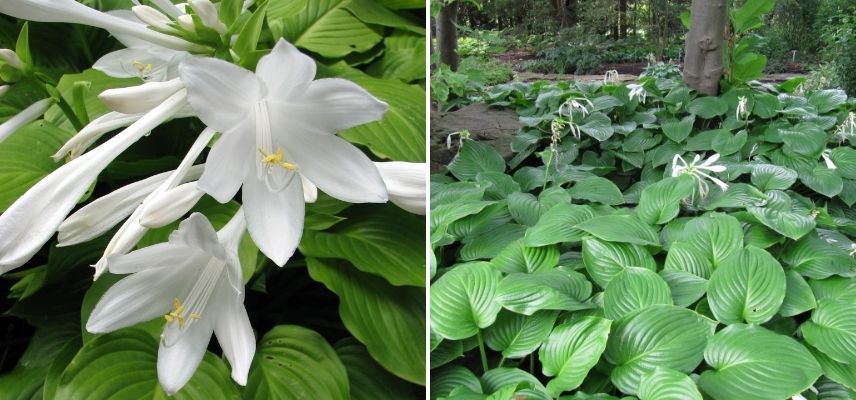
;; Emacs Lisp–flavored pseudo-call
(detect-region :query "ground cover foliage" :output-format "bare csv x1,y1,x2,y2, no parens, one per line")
0,0,427,398
430,72,856,399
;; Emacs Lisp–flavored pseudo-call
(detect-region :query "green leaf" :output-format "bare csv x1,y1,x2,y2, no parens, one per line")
55,329,239,399
780,124,827,156
661,115,695,143
496,270,594,315
459,223,526,261
802,299,856,365
779,270,817,317
663,241,713,278
307,258,425,384
568,177,624,205
636,175,694,225
576,214,660,247
14,22,31,70
430,262,502,340
750,164,797,191
268,0,382,58
0,366,46,400
711,129,747,155
233,3,267,62
811,347,856,392
583,237,657,289
539,317,612,396
506,192,540,226
300,205,424,286
731,53,767,83
603,267,672,320
660,270,708,307
334,338,417,400
605,305,716,395
481,368,547,396
490,240,559,274
483,310,559,359
448,140,505,181
808,89,847,113
800,167,843,198
431,366,481,399
366,31,425,82
524,203,596,246
707,246,786,325
0,120,72,211
637,367,702,400
747,206,816,240
681,213,744,268
245,325,349,399
579,112,615,141
782,233,856,279
698,324,821,400
752,92,780,118
731,0,775,33
831,147,856,180
688,97,728,119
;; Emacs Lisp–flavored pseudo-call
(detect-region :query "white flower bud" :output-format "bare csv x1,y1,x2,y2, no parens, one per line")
139,182,205,228
0,49,24,70
0,98,54,144
0,85,9,97
189,0,227,35
132,5,172,30
177,14,195,32
98,78,185,114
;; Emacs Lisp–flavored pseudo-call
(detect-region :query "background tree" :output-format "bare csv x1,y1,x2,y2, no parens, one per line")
683,0,726,94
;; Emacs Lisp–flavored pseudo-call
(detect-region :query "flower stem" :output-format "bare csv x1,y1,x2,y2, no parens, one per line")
476,330,489,373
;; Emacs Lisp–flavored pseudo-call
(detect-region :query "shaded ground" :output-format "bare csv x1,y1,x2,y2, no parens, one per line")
430,103,521,173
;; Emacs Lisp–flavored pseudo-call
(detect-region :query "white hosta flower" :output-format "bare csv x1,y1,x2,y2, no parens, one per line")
132,5,172,30
99,78,185,114
0,0,199,52
628,83,647,104
0,49,24,70
177,14,196,32
53,112,144,161
87,212,254,395
143,0,184,18
179,39,389,266
822,149,837,170
736,95,749,120
0,90,187,275
671,153,729,198
0,98,53,144
559,97,592,118
139,182,206,228
835,112,856,144
188,0,227,35
374,162,426,215
603,69,619,84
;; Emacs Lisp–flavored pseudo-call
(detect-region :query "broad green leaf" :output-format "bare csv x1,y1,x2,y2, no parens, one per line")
55,329,239,399
731,54,767,83
809,277,856,303
459,223,526,261
0,366,46,400
523,203,595,246
244,325,349,400
809,89,848,113
268,0,382,58
750,164,797,191
637,367,702,400
506,192,540,226
747,205,816,240
496,270,594,315
583,237,657,289
811,347,856,392
605,305,716,395
334,338,417,400
579,112,614,141
711,129,747,155
687,97,727,119
802,299,856,365
660,270,708,307
484,310,559,359
576,214,660,247
663,241,713,278
300,206,424,286
477,171,520,199
779,270,817,317
490,240,559,274
781,233,856,279
306,258,425,384
698,324,821,400
780,124,826,156
831,147,856,180
481,368,547,396
568,177,624,205
636,175,694,225
752,92,780,118
448,140,505,181
800,167,843,197
431,366,482,399
366,31,425,82
430,262,502,340
0,120,72,211
681,213,743,267
661,115,694,143
731,0,775,33
707,246,786,325
539,317,612,396
603,267,672,320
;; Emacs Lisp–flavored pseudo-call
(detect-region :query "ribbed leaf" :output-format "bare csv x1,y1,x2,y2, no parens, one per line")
496,270,594,315
808,89,848,113
431,366,481,399
747,206,816,240
661,115,695,143
268,0,382,58
781,233,856,279
659,270,708,307
483,310,559,359
636,175,694,225
448,140,505,181
480,368,547,395
688,97,727,119
663,241,713,279
539,317,612,396
568,177,624,205
698,324,821,400
523,203,596,246
583,237,657,289
430,262,502,340
831,147,856,180
751,164,797,191
490,239,559,274
811,347,856,392
603,267,672,320
0,120,72,211
637,367,702,400
576,214,660,246
802,299,856,365
801,167,844,198
507,192,541,226
707,246,786,325
682,213,743,267
779,270,817,317
334,338,417,400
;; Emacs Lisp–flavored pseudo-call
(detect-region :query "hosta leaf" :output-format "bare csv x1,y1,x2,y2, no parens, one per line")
459,223,526,261
707,246,786,325
637,367,702,400
448,140,505,181
663,241,713,278
490,239,559,274
484,310,559,359
747,206,815,240
576,214,660,247
334,339,416,400
688,97,728,119
752,92,780,118
781,233,856,279
702,183,767,210
661,115,695,143
430,339,463,368
524,203,596,246
583,237,657,289
568,177,624,205
605,305,716,395
711,129,747,156
481,368,548,395
779,270,817,317
800,167,844,197
808,89,847,113
682,213,743,267
306,258,425,384
268,0,382,58
809,277,856,302
750,164,797,191
831,147,856,180
780,124,826,156
636,175,694,225
507,192,541,226
698,324,821,400
431,366,481,399
430,262,502,340
811,347,856,392
659,270,708,307
603,267,672,320
0,120,72,211
477,172,520,199
496,270,594,315
579,112,614,141
539,317,612,396
802,299,856,365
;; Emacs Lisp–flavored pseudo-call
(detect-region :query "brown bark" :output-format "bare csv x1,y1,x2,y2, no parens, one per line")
436,1,459,71
683,0,726,95
618,0,627,38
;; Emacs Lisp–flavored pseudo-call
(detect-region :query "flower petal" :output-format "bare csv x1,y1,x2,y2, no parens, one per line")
108,243,200,274
0,98,53,144
197,116,255,203
168,213,225,260
281,78,388,133
242,174,304,266
157,315,214,395
256,39,316,99
281,127,387,203
300,175,317,203
374,161,426,215
139,182,205,228
179,56,261,133
212,283,255,386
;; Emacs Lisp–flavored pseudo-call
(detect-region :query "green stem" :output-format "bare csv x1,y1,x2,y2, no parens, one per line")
56,96,84,131
476,330,489,373
498,356,506,369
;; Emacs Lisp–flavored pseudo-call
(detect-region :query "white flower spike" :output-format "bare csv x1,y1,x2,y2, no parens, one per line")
179,38,390,266
87,211,255,395
736,95,749,120
671,153,729,199
628,83,647,104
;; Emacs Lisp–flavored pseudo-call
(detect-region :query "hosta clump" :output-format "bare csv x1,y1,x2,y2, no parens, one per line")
430,74,856,399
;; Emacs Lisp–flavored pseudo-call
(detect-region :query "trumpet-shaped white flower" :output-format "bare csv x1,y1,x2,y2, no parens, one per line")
559,97,592,118
53,112,144,161
139,182,206,228
671,153,729,198
132,5,172,30
628,83,647,104
603,69,619,84
0,98,53,144
0,0,200,52
87,212,254,395
188,0,227,35
99,78,185,114
0,90,187,275
179,39,389,266
835,112,856,144
374,162,426,215
736,95,749,120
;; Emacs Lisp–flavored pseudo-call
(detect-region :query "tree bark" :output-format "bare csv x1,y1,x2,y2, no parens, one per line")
436,1,459,71
683,0,726,95
618,0,627,38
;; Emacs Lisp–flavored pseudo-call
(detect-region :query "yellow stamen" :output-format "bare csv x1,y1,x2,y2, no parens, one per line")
258,147,297,171
164,297,197,330
132,60,153,75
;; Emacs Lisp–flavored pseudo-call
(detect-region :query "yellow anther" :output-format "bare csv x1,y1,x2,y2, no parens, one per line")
258,147,297,171
190,313,201,320
132,60,153,75
164,297,195,330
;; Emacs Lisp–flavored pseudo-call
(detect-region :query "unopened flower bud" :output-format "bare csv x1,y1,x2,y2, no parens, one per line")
99,78,184,114
132,5,172,30
0,49,24,70
139,182,205,228
189,0,227,35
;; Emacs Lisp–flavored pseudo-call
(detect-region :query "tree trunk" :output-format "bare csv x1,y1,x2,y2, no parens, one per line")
618,0,627,38
683,0,726,95
436,1,459,71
